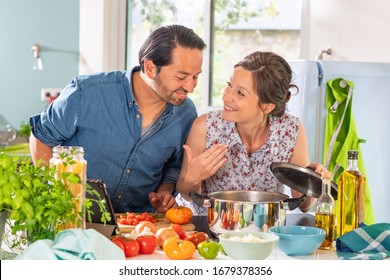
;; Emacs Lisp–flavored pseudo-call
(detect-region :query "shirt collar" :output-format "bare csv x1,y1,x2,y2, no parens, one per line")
127,66,175,116
221,118,242,148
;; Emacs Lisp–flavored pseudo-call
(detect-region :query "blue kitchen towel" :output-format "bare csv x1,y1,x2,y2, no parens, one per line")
336,223,390,260
14,228,125,260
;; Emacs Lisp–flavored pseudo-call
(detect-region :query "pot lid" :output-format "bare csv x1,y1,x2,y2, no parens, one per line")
270,162,338,200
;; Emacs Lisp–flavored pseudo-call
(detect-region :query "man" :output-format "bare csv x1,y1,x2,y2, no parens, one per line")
29,25,206,213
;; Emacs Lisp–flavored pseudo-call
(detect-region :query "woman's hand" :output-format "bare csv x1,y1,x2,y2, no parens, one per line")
292,162,325,212
182,144,228,186
307,162,326,174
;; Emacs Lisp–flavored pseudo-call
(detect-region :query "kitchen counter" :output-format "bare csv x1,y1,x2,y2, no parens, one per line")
130,212,340,260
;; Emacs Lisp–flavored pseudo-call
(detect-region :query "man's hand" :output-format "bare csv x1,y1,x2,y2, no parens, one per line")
149,191,178,213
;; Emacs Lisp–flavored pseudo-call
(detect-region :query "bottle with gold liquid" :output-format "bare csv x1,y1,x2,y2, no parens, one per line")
50,146,87,230
315,170,335,250
336,150,366,237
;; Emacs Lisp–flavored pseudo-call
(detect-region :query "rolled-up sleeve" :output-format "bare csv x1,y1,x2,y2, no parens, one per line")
29,78,80,147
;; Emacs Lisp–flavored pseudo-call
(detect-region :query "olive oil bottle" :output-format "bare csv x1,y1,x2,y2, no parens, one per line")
336,150,366,237
315,170,335,250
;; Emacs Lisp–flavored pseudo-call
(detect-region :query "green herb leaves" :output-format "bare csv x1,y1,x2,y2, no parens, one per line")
0,152,111,245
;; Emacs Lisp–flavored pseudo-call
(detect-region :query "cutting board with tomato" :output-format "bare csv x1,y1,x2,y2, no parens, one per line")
116,212,196,233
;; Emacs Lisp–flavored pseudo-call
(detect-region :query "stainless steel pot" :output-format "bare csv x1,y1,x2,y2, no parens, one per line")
189,190,306,237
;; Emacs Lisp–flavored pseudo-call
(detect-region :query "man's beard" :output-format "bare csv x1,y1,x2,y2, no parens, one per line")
154,75,186,106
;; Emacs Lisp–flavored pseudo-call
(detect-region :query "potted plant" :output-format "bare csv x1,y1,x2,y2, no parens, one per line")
0,151,111,249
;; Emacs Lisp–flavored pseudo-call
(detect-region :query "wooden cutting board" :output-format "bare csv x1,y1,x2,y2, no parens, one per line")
116,213,195,233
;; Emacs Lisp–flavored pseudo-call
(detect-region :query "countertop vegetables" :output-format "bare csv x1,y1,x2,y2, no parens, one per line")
197,240,220,259
169,223,187,239
185,231,209,248
116,212,158,226
112,234,157,256
165,206,193,225
137,235,157,254
111,236,140,258
163,236,196,260
155,227,179,248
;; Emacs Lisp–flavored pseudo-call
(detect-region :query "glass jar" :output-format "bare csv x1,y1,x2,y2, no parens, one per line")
50,146,87,230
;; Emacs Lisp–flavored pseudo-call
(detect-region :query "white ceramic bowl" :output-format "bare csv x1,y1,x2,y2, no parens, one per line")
219,231,279,260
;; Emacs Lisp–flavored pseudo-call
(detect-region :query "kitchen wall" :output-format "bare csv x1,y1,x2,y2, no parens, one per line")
0,0,79,129
304,0,390,62
1,0,390,128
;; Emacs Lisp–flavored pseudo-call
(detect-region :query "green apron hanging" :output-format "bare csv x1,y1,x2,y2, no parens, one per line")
323,78,375,224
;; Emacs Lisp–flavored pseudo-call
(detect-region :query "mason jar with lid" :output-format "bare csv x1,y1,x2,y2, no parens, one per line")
50,146,87,229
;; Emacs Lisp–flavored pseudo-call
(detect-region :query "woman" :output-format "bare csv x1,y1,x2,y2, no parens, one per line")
176,51,321,215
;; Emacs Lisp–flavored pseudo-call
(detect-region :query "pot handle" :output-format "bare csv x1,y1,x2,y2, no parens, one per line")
284,194,307,210
189,191,211,208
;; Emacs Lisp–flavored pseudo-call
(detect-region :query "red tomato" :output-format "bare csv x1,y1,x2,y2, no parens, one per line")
112,239,125,253
137,235,157,254
170,224,187,240
185,231,209,248
123,238,140,258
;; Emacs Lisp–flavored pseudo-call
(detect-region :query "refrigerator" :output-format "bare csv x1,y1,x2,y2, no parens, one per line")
287,60,390,223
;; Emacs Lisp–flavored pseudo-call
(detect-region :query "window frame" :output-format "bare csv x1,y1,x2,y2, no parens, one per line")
79,0,309,112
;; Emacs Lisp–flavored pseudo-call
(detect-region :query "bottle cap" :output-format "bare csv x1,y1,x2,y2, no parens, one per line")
347,150,358,160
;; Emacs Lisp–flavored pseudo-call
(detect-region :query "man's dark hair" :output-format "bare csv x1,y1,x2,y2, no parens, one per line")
139,25,206,73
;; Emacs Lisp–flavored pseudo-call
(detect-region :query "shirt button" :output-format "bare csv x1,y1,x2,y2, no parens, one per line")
127,168,132,174
117,194,122,199
136,114,140,118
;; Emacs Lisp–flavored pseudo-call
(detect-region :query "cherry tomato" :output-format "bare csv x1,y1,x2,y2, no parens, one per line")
163,237,196,260
165,206,193,225
197,240,219,259
116,212,159,225
137,235,157,254
185,231,209,248
123,238,140,258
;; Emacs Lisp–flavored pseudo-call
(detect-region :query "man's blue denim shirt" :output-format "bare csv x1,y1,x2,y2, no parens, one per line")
30,67,197,213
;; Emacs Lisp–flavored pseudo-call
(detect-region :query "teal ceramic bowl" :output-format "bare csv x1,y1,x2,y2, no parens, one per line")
219,231,279,260
269,226,325,256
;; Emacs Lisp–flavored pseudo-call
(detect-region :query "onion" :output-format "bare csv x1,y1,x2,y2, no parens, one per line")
135,221,157,235
155,227,179,248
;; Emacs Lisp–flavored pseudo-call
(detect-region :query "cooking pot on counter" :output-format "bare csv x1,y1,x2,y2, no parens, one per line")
189,162,338,238
189,190,306,238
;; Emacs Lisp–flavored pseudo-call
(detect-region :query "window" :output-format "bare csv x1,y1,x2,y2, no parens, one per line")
126,0,302,110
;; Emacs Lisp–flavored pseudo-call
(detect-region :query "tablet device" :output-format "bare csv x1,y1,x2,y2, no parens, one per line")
85,179,118,238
